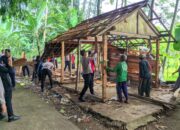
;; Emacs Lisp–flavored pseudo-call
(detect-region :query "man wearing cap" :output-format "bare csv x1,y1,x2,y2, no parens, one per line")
139,54,151,97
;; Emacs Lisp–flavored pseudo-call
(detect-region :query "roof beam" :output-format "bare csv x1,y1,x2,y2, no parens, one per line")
109,31,153,39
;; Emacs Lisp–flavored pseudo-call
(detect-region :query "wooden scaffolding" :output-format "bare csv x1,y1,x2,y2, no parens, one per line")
42,0,176,101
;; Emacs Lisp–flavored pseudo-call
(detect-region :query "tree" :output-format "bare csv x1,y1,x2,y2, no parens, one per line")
116,0,119,9
0,0,29,20
82,0,87,13
43,0,49,45
148,0,155,19
0,0,81,58
97,0,101,15
121,0,127,7
73,0,80,10
162,0,180,77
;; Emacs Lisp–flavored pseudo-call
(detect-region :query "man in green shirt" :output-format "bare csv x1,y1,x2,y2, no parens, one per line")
107,54,128,103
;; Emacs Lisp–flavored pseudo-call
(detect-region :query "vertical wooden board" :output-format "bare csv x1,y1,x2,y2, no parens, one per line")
138,12,156,36
102,35,108,100
78,44,82,82
98,43,102,78
114,10,157,37
75,40,81,91
115,11,137,34
155,39,160,87
61,41,65,82
136,11,139,34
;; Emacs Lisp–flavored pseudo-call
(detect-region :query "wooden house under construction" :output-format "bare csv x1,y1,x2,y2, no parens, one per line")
42,0,176,100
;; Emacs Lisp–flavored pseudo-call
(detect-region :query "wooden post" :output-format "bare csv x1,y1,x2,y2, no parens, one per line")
19,51,25,75
95,37,100,79
75,40,81,91
70,54,72,76
102,34,108,101
126,39,128,54
52,52,56,80
78,43,81,82
136,11,139,34
61,41,65,83
97,39,102,80
155,39,160,87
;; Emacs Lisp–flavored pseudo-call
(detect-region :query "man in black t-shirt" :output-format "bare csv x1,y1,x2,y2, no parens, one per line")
138,54,151,97
1,49,16,88
0,64,20,122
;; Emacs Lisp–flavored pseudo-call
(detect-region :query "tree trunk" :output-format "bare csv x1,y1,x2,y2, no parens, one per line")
82,0,87,13
162,0,180,78
124,0,127,6
97,0,101,15
121,0,124,7
87,0,92,18
93,0,98,17
148,0,155,19
116,0,118,9
73,0,79,10
43,0,48,45
36,34,41,56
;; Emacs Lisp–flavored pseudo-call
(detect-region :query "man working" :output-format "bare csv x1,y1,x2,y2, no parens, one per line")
88,51,96,95
0,64,20,122
1,49,16,88
107,54,128,103
64,54,70,72
0,50,4,57
41,58,54,92
79,50,95,102
138,54,151,97
0,76,6,120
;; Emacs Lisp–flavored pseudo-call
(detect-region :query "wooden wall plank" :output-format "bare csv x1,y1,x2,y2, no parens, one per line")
75,40,81,91
61,41,65,82
102,35,108,100
155,39,160,87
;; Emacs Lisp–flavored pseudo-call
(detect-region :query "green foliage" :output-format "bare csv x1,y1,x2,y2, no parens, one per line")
0,0,30,20
0,0,179,82
0,0,82,59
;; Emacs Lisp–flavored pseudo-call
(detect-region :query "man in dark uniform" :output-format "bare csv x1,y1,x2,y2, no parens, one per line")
138,54,151,97
0,49,16,88
0,64,20,122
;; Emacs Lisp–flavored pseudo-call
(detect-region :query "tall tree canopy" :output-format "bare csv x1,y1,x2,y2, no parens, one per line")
0,0,179,81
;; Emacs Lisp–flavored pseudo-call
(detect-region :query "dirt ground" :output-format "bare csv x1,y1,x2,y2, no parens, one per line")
5,77,180,130
21,77,119,130
29,83,118,130
153,104,180,130
34,80,180,130
0,83,80,130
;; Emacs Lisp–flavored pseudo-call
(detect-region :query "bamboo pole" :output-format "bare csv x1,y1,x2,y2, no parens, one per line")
75,40,81,91
61,41,65,83
102,34,108,101
97,39,102,79
126,39,128,54
155,39,160,87
52,52,57,80
95,37,100,72
78,43,81,82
